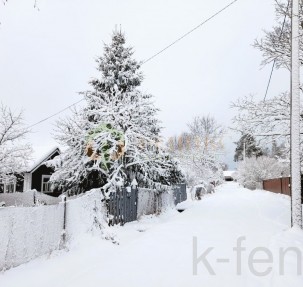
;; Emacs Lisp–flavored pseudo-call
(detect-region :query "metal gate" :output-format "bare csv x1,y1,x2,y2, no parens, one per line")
108,187,138,225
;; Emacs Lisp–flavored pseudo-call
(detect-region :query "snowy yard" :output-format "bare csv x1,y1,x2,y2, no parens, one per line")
1,182,302,287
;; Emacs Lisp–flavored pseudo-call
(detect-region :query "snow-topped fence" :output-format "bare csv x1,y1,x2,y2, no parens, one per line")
263,177,303,203
108,184,187,225
0,190,61,207
0,184,186,270
0,204,64,270
0,189,106,271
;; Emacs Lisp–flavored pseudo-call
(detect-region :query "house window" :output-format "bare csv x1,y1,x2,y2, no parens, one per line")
5,183,16,193
41,175,51,193
0,181,16,193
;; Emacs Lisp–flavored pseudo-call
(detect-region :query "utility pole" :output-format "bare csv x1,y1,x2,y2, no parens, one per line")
290,0,302,228
243,142,246,162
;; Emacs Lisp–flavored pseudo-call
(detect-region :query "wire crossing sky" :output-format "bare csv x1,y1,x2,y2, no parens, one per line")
263,0,290,101
0,0,290,167
26,0,240,129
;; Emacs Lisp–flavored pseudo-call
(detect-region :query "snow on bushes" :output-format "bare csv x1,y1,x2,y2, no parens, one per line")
236,156,289,190
167,116,224,186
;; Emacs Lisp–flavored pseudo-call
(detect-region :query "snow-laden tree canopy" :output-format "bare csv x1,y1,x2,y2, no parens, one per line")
167,116,224,186
48,31,184,195
234,134,263,162
0,104,31,183
231,93,303,162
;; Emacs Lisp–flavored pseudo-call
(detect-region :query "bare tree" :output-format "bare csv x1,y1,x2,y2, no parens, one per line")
0,104,31,183
187,115,224,153
253,0,303,70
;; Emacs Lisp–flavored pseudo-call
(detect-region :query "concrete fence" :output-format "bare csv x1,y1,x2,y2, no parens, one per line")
0,204,65,270
0,184,187,270
0,189,106,271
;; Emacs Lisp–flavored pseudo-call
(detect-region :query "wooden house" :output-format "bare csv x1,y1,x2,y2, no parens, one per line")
0,147,61,196
23,147,61,195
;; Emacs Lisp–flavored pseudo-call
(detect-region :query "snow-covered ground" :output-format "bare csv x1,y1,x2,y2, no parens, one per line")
1,182,302,287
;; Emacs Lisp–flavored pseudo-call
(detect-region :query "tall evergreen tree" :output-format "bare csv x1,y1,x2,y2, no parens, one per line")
234,134,263,162
49,31,184,195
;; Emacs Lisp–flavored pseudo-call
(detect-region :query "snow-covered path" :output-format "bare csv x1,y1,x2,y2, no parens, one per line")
1,182,303,287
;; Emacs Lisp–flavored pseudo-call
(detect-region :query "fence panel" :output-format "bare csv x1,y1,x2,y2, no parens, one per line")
263,177,303,202
65,189,106,240
137,184,187,219
263,178,283,194
137,188,158,218
0,204,64,270
173,184,187,205
0,189,108,271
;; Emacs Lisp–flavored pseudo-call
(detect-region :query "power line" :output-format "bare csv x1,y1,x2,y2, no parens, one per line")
142,0,240,64
263,0,290,101
28,0,240,128
28,98,84,128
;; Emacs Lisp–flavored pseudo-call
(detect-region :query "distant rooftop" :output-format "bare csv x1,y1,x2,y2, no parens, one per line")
223,170,236,177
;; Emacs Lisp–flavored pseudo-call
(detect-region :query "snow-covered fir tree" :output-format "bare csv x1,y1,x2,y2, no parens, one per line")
234,134,263,162
48,31,184,195
231,93,303,163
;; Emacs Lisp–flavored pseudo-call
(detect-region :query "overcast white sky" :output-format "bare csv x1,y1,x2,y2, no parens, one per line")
0,0,290,168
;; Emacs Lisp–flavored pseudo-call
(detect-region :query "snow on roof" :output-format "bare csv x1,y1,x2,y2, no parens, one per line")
223,170,236,177
26,146,61,173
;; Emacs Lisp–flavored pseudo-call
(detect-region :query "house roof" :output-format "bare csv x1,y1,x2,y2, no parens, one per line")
26,146,61,173
223,170,236,177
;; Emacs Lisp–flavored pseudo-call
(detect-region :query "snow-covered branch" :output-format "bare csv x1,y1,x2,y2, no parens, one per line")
0,104,31,182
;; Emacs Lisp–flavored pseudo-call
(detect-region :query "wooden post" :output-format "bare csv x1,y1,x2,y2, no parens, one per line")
62,195,67,246
33,190,36,205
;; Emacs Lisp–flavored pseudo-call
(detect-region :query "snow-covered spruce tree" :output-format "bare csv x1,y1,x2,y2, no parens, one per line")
234,134,263,162
231,93,303,164
49,31,184,195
